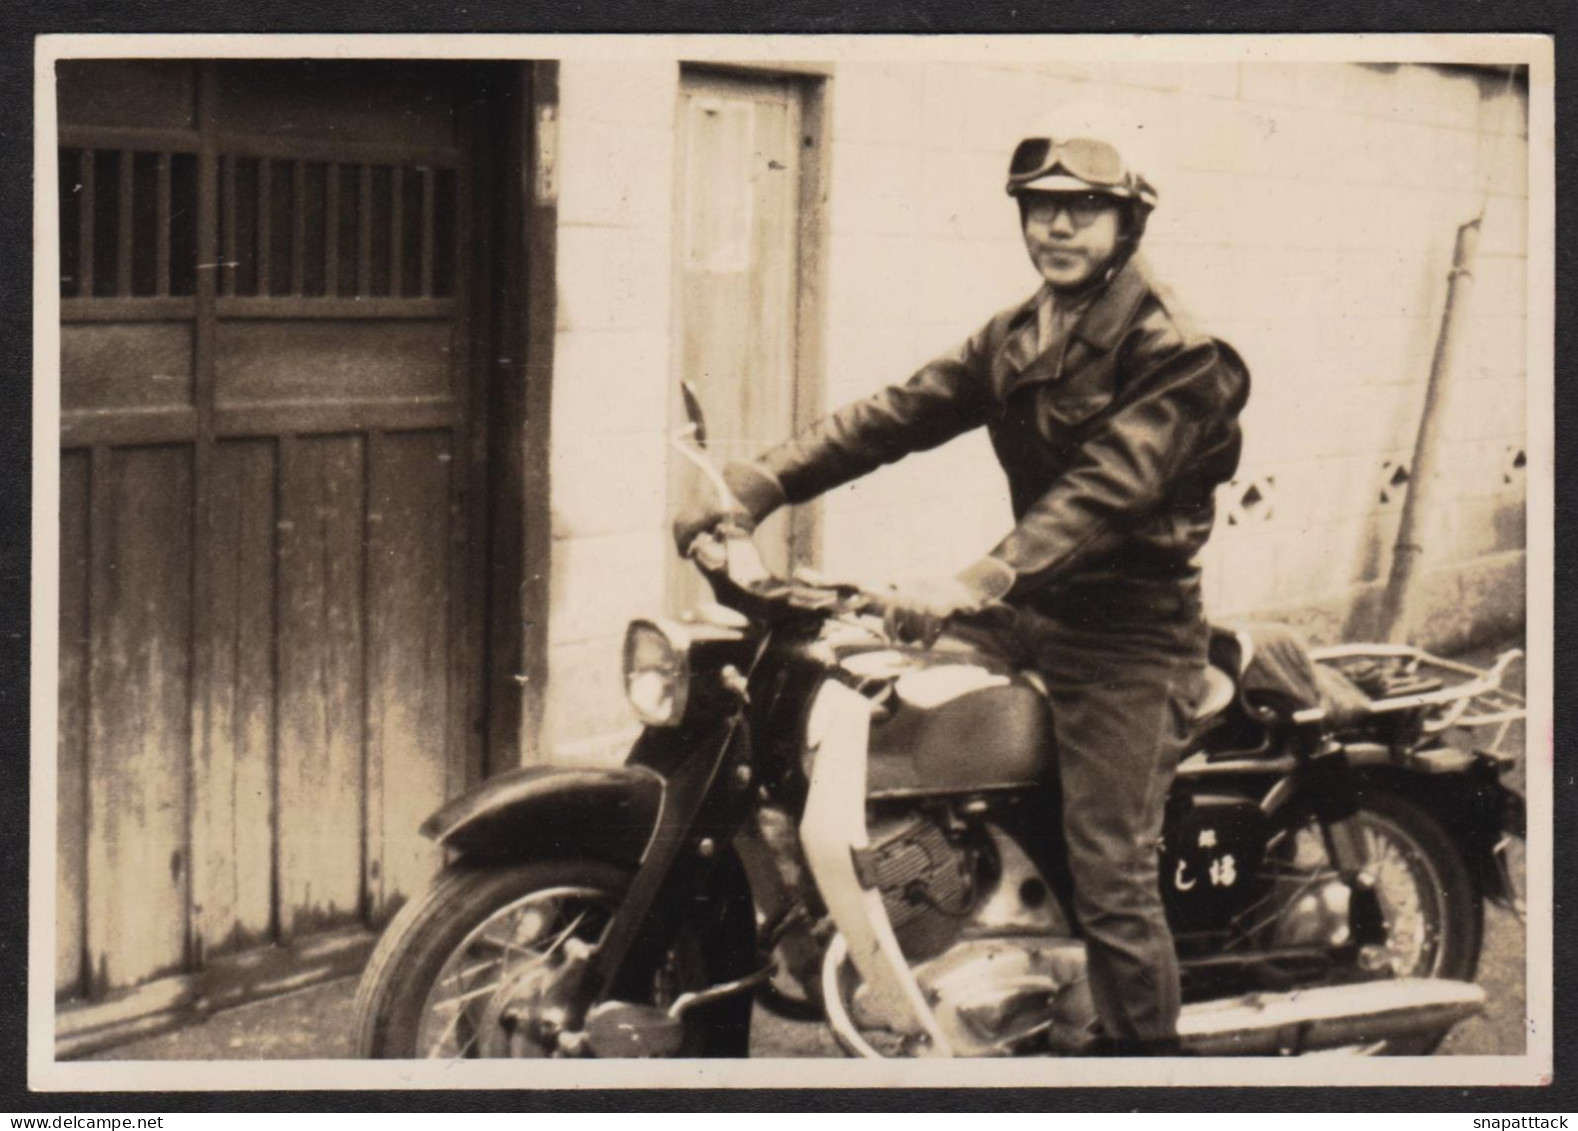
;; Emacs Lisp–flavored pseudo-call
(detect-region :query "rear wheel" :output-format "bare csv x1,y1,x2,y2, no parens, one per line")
1266,790,1481,1052
354,859,752,1059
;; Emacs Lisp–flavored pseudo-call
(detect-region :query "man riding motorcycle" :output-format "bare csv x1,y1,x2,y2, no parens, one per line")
675,104,1252,1056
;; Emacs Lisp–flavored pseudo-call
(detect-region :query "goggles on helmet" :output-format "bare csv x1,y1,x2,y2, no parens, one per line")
1006,136,1152,205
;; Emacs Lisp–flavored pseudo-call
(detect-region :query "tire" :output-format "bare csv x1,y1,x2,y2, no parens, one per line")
1352,790,1482,984
353,858,752,1059
1271,789,1482,1054
1353,791,1482,1054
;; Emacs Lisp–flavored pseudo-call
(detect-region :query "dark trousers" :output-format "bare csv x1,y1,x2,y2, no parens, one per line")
974,581,1209,1044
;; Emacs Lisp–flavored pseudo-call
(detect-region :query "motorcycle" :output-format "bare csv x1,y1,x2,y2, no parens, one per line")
353,388,1527,1060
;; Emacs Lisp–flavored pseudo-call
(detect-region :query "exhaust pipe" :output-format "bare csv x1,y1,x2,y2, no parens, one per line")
1178,978,1485,1056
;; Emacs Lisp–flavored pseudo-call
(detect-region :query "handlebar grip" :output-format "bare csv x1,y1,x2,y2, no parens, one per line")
859,592,1017,646
848,588,1015,618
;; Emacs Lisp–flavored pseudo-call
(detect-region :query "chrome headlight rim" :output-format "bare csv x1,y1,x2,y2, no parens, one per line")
623,617,693,728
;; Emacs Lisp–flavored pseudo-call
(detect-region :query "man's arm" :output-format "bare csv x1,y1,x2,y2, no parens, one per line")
670,313,1012,557
984,326,1250,595
757,317,1003,504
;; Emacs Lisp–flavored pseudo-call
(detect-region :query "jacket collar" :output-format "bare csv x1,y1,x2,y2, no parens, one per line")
1069,256,1151,353
996,257,1151,395
999,289,1051,376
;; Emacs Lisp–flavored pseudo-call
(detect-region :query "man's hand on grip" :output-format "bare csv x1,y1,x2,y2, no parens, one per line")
882,557,1016,647
671,461,788,556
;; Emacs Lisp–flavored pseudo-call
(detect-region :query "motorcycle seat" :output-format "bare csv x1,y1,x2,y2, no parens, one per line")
1194,664,1237,722
1208,621,1373,728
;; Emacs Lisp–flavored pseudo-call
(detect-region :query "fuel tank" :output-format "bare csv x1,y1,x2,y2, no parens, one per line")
833,631,1053,798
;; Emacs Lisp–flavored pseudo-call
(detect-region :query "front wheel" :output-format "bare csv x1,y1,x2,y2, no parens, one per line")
353,858,752,1059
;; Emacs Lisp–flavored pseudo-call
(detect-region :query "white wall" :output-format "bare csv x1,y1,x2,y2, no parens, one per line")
541,61,680,761
814,61,1527,617
539,59,1529,764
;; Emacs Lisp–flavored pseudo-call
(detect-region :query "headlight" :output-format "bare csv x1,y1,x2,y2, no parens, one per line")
623,619,691,727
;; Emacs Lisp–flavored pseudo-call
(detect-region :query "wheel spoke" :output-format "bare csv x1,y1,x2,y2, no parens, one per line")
1252,808,1449,980
435,978,508,1009
472,927,533,954
427,992,478,1058
438,956,503,991
1228,872,1330,945
399,876,712,1060
449,1027,482,1061
411,883,630,1060
544,911,589,956
473,902,555,952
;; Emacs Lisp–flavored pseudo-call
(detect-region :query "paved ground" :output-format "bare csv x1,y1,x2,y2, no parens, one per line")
84,976,844,1061
1437,635,1528,1057
88,638,1527,1062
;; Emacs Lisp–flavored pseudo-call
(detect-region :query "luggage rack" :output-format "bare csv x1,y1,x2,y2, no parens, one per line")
1308,644,1525,751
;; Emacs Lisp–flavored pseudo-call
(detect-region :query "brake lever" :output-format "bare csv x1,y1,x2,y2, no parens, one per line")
669,431,743,515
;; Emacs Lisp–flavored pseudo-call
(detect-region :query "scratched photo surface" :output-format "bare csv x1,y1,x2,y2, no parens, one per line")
30,35,1551,1090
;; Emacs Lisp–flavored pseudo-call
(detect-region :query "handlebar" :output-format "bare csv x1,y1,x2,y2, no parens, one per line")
687,528,866,614
673,431,1011,642
686,527,1014,643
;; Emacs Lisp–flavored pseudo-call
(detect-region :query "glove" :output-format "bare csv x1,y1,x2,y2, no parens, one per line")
883,558,1017,647
671,461,788,556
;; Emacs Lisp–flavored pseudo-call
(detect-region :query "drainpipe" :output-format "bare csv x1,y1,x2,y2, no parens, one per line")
1377,216,1481,643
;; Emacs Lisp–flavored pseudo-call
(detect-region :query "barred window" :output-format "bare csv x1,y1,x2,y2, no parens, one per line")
58,148,200,299
218,157,457,300
57,147,457,302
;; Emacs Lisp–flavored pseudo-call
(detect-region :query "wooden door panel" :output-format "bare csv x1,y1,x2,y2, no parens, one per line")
61,324,194,412
672,71,807,608
86,445,194,993
365,430,453,914
56,60,196,132
275,435,367,938
57,453,90,996
192,439,278,957
214,320,454,407
212,61,464,150
677,77,801,460
56,59,492,1005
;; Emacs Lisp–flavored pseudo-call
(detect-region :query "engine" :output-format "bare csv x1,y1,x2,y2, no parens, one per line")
846,816,1099,1056
860,812,976,961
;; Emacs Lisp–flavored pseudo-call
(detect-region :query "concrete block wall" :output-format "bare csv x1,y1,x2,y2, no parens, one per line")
541,61,681,761
813,61,1528,637
537,59,1528,764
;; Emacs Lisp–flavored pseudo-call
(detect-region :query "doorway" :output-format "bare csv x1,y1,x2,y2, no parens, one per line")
668,67,826,612
54,59,506,1004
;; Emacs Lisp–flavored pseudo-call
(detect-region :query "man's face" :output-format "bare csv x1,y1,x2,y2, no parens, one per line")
1020,191,1125,291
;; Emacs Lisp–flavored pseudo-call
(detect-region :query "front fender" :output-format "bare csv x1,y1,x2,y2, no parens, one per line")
423,725,760,1008
421,765,664,864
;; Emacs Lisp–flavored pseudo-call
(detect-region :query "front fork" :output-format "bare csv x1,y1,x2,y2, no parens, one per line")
578,713,758,1011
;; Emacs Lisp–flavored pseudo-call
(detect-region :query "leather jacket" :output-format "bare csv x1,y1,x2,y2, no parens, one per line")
757,258,1251,610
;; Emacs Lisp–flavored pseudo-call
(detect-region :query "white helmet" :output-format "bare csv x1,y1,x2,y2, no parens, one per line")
1005,102,1160,212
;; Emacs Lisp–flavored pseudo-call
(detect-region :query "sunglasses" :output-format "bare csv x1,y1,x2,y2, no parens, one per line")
1007,136,1129,190
1021,191,1121,229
